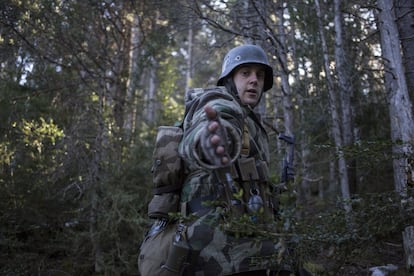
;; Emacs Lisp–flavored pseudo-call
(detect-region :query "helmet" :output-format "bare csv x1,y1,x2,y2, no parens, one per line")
217,44,273,92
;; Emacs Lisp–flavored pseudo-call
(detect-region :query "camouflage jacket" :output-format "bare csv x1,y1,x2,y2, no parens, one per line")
177,87,291,275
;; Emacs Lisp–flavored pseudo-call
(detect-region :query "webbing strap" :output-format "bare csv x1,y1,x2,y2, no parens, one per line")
241,123,250,156
153,183,182,195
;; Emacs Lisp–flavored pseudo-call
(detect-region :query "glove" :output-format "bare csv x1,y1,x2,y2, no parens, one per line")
200,105,230,167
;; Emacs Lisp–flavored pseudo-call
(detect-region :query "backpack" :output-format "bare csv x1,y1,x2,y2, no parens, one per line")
138,91,194,276
147,124,185,219
146,87,217,220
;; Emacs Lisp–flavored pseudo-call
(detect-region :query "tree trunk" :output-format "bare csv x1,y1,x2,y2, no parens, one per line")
90,186,103,273
109,14,127,132
186,16,194,92
90,87,106,273
292,28,313,204
242,0,267,115
334,0,357,194
262,1,294,136
276,2,294,138
315,0,351,212
124,12,141,144
146,57,157,124
394,0,414,192
377,2,414,271
403,225,414,271
241,0,255,45
377,0,414,195
395,0,414,103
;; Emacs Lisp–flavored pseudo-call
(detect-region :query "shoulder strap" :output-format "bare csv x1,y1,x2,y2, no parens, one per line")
241,123,250,156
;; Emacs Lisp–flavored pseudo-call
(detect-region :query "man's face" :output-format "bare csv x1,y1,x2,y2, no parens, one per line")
233,64,265,107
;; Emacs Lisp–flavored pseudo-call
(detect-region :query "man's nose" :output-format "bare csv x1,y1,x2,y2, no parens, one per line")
249,73,258,83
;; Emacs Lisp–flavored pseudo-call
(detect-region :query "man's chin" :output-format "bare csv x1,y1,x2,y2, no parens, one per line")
243,100,258,107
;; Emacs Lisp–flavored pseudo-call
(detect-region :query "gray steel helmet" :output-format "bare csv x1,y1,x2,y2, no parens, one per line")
217,44,274,92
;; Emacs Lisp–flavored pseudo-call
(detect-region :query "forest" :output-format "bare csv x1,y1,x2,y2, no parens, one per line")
1,0,414,275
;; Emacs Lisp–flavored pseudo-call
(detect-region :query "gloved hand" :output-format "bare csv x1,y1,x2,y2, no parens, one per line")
200,105,231,167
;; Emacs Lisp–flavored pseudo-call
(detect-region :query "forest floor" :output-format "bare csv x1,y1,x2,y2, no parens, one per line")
301,200,412,275
316,233,409,275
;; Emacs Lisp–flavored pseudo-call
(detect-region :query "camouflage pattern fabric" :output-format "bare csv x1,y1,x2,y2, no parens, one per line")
182,208,292,275
138,221,176,276
148,125,185,219
152,125,185,193
178,87,291,274
179,86,244,172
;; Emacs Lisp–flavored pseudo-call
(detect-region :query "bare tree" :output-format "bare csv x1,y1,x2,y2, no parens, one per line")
377,1,414,269
315,0,351,212
377,0,414,195
395,0,414,102
269,1,295,138
124,12,141,144
186,15,194,92
334,0,357,193
145,57,157,123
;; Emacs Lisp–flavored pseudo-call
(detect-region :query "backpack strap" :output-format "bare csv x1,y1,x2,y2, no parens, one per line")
241,123,250,156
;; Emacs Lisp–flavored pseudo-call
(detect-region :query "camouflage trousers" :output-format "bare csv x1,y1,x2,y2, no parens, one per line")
183,209,292,276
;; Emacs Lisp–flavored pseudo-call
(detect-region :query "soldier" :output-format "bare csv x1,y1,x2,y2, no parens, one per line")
164,44,294,276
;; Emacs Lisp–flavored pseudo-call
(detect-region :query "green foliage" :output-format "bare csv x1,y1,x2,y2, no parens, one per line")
0,0,411,274
0,110,74,275
292,190,414,273
20,117,64,154
157,49,185,125
94,139,154,274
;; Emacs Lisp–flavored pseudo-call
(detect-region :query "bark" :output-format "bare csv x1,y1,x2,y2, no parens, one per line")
243,0,266,115
377,3,414,271
315,0,351,212
328,150,338,195
403,225,414,271
186,16,194,91
240,0,264,44
264,1,294,137
90,85,106,273
395,0,414,103
90,186,103,272
276,3,294,138
334,0,357,193
107,6,127,132
124,12,141,143
287,3,313,208
377,0,414,195
146,57,157,124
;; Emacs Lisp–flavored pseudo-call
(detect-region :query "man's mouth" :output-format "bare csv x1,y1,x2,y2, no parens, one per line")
246,89,257,96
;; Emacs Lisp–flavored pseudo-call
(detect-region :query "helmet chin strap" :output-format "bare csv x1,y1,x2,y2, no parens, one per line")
223,77,241,101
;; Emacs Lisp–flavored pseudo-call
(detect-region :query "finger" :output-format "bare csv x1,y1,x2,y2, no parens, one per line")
204,105,217,120
208,121,219,132
215,145,225,154
210,134,221,145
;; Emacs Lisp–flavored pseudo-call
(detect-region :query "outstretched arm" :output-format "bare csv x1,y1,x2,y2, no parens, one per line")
178,87,243,170
201,105,230,167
